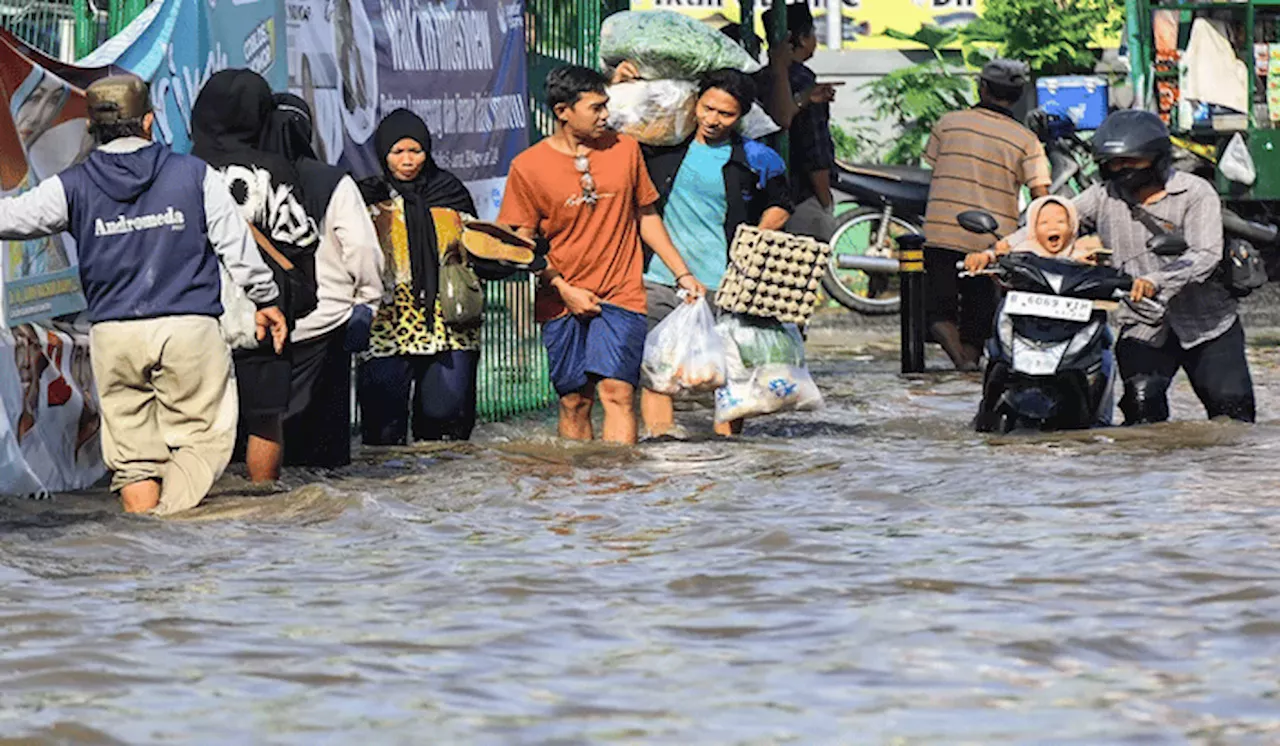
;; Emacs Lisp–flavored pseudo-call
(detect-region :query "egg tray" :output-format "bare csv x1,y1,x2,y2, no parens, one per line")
714,224,832,325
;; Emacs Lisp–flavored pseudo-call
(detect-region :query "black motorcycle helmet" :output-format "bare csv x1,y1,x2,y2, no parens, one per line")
1091,110,1173,194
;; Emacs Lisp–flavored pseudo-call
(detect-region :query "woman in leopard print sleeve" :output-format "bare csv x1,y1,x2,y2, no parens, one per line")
357,110,481,444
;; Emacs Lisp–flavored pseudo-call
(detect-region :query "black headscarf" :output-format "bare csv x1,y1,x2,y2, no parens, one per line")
362,108,475,313
191,69,320,320
260,92,346,227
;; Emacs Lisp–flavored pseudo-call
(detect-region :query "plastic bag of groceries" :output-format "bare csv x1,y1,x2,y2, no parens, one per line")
642,295,727,396
739,103,781,140
714,314,823,423
600,10,763,81
608,80,698,147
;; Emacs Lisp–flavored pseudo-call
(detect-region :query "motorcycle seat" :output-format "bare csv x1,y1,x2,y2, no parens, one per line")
836,160,932,187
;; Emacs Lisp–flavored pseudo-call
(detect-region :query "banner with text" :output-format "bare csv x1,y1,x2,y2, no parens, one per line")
286,0,528,219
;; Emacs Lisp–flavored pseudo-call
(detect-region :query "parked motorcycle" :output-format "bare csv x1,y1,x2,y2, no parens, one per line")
823,162,929,315
954,210,1177,433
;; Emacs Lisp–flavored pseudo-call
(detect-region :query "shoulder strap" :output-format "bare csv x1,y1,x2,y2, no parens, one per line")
248,223,295,271
1127,200,1175,237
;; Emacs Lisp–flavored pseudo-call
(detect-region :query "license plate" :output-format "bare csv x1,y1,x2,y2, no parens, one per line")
1003,291,1093,322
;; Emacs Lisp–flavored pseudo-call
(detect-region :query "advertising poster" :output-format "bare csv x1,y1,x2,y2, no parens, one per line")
286,0,528,219
0,322,105,496
629,0,983,50
0,32,94,328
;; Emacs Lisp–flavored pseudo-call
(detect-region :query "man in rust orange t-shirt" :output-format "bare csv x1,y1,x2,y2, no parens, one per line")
500,65,704,445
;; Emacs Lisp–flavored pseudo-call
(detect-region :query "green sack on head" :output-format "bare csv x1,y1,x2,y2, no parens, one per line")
439,250,484,329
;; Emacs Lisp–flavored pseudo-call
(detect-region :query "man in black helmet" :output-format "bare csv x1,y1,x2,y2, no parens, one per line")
1002,109,1254,424
0,74,288,513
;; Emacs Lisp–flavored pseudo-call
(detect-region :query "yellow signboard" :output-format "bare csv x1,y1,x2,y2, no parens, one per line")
630,0,984,51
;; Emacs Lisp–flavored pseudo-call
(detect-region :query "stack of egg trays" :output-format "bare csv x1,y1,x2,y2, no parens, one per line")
714,224,833,325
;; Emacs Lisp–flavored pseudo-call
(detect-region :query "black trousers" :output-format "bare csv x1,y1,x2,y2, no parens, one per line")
283,328,353,468
357,351,480,445
1116,320,1255,424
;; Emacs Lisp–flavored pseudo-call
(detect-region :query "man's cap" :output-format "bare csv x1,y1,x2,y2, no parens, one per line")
86,74,151,125
980,59,1030,88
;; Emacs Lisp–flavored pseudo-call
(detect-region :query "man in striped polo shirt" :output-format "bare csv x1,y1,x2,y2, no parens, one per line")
922,59,1051,370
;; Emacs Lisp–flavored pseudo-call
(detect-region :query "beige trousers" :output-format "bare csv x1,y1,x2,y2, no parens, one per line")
90,316,238,515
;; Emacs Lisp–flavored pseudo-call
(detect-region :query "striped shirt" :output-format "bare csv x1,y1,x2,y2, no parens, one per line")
923,106,1051,253
1008,172,1234,350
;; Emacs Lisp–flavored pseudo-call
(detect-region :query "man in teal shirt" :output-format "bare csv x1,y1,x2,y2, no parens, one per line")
638,69,792,438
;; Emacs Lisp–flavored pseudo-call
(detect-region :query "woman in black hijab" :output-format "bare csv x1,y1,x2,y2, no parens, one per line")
356,108,482,444
191,69,321,483
260,93,384,468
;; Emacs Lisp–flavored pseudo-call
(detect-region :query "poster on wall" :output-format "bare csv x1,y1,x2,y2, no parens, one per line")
0,322,105,496
0,31,94,328
286,0,528,219
629,0,983,50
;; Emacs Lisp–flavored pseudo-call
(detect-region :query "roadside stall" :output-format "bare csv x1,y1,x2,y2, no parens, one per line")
1129,0,1280,238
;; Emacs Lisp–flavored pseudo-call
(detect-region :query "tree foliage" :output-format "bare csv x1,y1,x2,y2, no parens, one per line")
961,0,1118,75
860,27,972,166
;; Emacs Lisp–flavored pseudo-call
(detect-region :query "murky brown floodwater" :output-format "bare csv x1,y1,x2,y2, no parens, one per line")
4,328,1280,744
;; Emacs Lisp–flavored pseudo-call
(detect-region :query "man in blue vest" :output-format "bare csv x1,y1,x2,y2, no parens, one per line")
0,74,286,515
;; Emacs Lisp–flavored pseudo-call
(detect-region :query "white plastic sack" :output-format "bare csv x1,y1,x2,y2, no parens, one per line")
738,103,780,140
1221,132,1257,185
714,315,822,423
607,80,698,147
641,296,727,396
218,263,259,350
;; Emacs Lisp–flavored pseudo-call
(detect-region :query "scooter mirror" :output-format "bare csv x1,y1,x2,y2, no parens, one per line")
957,210,1000,235
1147,233,1188,256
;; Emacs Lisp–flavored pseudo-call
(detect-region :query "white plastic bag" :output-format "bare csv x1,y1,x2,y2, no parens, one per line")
641,296,727,396
218,263,259,350
607,80,698,147
1221,132,1257,185
714,315,823,423
738,103,780,140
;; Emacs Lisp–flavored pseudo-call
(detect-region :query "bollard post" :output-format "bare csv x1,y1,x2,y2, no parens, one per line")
897,234,927,374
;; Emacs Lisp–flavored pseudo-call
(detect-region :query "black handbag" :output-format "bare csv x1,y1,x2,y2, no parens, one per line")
249,223,319,323
1220,237,1268,298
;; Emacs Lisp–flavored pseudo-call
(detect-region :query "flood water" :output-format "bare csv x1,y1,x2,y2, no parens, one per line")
4,328,1280,744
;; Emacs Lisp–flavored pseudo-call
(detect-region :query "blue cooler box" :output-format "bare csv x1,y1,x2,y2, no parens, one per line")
1035,76,1108,130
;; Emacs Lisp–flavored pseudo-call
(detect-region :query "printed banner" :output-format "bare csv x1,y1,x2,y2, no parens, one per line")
0,31,94,328
630,0,983,50
286,0,529,219
0,322,105,496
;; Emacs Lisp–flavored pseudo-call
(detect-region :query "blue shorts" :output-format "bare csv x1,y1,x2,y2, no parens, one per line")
542,303,647,396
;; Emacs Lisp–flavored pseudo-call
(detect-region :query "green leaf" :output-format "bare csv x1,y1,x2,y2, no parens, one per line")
882,25,958,52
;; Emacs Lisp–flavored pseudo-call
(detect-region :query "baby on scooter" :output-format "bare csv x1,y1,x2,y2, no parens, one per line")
964,195,1102,273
